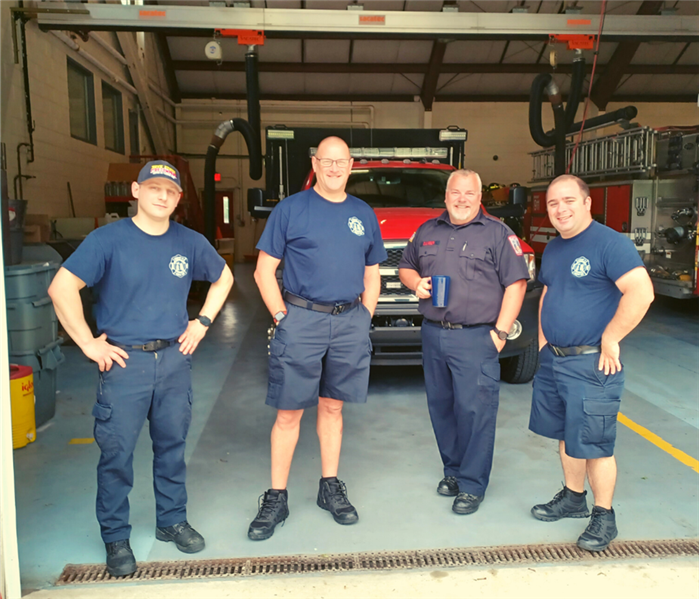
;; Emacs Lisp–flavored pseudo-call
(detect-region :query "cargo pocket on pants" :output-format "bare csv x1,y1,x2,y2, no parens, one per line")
92,402,118,455
267,338,286,402
582,398,621,445
477,360,501,406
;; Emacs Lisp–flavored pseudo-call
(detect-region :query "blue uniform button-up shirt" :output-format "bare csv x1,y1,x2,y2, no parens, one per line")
399,209,529,325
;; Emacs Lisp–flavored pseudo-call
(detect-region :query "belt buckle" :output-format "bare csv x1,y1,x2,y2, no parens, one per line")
441,321,453,329
142,341,158,352
551,345,564,357
332,304,345,315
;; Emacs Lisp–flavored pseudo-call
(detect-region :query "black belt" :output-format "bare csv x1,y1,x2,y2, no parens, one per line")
283,290,361,315
107,339,175,352
424,319,487,330
549,344,601,357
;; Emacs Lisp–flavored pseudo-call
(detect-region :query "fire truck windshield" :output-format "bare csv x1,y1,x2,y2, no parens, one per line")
345,168,450,209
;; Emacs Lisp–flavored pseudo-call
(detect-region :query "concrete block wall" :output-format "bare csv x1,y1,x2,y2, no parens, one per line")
0,3,174,219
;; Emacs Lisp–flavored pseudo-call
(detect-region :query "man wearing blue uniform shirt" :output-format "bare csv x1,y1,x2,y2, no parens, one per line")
529,174,653,552
399,169,529,515
249,137,386,540
48,160,233,576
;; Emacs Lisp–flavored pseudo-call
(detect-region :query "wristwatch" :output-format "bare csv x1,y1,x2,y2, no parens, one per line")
274,310,287,325
196,315,212,327
493,326,508,340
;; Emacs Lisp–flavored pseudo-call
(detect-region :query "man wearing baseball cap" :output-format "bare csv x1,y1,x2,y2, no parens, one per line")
49,160,233,576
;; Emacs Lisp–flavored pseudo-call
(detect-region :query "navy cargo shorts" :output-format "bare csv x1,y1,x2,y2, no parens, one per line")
266,302,373,410
529,344,624,459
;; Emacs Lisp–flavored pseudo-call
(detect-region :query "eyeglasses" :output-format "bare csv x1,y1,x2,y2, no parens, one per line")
315,157,352,168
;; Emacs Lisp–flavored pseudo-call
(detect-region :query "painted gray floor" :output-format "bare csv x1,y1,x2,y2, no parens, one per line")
12,265,699,592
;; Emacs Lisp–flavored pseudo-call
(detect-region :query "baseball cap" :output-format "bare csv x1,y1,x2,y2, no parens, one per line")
137,160,183,192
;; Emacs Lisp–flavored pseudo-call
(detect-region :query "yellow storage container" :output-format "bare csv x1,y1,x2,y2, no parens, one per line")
10,364,36,449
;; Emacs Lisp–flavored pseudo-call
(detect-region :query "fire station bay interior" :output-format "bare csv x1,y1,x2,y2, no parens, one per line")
1,2,698,598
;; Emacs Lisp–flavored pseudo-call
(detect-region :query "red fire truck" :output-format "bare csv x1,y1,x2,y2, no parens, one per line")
526,126,699,299
250,127,541,383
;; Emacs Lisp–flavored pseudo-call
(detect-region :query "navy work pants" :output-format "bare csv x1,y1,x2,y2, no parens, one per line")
422,323,501,496
91,344,192,543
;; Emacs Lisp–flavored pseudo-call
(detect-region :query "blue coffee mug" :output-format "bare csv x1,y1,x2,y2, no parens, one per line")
431,275,450,307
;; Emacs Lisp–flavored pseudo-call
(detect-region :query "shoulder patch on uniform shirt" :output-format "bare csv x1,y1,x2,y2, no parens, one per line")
409,231,416,243
421,240,439,246
507,235,523,257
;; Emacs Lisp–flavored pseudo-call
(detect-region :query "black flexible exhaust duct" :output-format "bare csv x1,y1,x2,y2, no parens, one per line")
202,46,263,244
546,105,639,137
204,118,261,243
529,57,586,150
529,57,639,177
245,48,261,146
547,80,568,177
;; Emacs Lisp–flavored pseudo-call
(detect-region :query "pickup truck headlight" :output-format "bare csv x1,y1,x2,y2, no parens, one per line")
524,253,537,281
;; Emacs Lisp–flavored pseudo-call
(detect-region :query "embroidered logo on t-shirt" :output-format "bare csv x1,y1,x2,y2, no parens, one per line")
507,235,523,256
571,256,591,278
169,254,189,278
348,216,365,236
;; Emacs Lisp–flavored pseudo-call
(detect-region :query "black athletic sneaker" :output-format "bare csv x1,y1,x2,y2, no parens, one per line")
317,478,359,525
155,521,205,553
248,489,289,541
105,539,137,578
437,476,459,497
452,493,484,515
577,506,618,552
531,487,591,522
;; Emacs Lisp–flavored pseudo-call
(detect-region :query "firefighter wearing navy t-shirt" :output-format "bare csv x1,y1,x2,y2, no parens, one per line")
48,161,233,577
249,137,386,541
399,169,529,516
529,174,654,552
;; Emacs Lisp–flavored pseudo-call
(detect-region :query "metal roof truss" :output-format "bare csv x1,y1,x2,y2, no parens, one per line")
35,6,699,41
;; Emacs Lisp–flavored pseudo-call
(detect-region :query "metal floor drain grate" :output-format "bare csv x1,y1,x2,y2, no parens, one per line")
57,539,699,585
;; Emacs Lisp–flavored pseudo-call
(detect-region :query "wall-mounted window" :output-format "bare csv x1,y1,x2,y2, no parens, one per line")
102,82,124,154
67,58,96,145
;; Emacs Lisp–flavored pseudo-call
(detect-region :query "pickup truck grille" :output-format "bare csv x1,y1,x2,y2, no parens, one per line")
382,248,404,269
381,274,412,296
379,245,413,297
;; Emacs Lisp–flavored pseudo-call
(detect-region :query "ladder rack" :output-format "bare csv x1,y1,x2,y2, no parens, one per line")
530,126,656,182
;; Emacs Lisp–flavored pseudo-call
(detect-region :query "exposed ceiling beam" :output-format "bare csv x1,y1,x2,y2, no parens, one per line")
672,42,691,64
420,40,447,111
172,61,698,75
179,92,696,103
155,32,181,103
181,93,418,102
590,0,664,110
116,31,167,153
34,6,698,42
143,0,182,104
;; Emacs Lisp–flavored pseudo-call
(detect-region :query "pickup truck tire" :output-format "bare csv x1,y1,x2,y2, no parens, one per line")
500,339,539,384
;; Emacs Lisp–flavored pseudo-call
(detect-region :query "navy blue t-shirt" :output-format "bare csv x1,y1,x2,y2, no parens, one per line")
256,188,387,303
63,219,225,345
539,220,644,347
